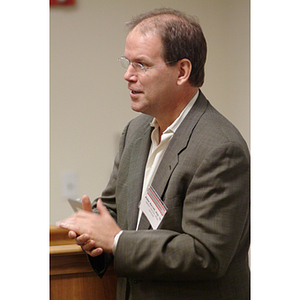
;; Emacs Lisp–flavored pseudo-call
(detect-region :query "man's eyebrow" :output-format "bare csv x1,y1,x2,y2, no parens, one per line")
125,55,152,64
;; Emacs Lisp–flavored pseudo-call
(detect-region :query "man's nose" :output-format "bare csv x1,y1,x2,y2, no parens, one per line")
124,64,137,81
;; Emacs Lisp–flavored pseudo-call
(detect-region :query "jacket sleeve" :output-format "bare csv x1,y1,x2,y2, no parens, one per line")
87,252,114,278
113,141,250,281
86,122,130,276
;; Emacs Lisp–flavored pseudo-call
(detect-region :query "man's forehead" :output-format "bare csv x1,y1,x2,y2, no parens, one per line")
127,24,160,40
125,29,163,58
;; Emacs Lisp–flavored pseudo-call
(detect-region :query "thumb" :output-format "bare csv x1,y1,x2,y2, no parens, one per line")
82,195,93,212
97,198,108,215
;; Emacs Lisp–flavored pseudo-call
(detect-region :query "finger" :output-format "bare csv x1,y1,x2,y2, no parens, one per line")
88,247,104,257
75,233,91,245
56,220,65,228
96,198,108,215
58,220,77,232
82,195,92,212
68,230,78,239
56,219,75,229
81,240,96,252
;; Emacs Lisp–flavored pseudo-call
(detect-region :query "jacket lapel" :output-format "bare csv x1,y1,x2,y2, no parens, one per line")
126,123,153,230
151,91,208,200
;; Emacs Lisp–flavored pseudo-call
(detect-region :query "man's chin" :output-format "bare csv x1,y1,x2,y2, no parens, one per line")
130,102,148,115
130,104,143,113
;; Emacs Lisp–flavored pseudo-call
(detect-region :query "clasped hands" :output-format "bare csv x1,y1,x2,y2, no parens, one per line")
56,195,121,257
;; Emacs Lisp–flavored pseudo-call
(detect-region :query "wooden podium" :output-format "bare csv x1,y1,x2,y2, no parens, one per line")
50,226,117,300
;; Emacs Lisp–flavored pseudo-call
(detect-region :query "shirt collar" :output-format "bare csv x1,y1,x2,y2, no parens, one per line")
150,89,199,134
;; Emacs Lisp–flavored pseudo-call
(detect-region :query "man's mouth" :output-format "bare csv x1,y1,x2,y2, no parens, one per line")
130,90,142,95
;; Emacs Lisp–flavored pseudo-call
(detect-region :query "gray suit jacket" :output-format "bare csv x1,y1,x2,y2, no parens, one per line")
89,91,250,300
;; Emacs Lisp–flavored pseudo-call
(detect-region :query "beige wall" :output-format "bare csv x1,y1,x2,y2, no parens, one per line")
50,0,250,224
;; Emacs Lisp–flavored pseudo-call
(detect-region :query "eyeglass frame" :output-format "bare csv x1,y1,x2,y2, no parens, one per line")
117,56,177,74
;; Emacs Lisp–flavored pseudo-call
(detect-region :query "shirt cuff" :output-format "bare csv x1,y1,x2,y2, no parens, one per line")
112,230,123,255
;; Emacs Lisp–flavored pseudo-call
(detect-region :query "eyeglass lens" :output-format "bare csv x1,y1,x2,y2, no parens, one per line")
119,58,144,73
119,57,129,69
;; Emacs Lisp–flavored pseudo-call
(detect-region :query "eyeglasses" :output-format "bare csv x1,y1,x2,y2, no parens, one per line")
118,56,176,74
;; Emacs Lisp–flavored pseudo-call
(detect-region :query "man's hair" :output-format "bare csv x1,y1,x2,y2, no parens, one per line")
127,8,207,87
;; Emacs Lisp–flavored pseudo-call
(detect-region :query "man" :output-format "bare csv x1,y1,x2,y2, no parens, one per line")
58,8,250,300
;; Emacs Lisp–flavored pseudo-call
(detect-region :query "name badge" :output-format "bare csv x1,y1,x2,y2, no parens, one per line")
139,185,168,230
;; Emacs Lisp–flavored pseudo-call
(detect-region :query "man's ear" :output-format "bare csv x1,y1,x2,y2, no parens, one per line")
177,59,192,86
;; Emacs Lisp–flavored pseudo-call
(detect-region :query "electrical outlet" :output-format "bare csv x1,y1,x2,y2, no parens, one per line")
61,171,78,199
